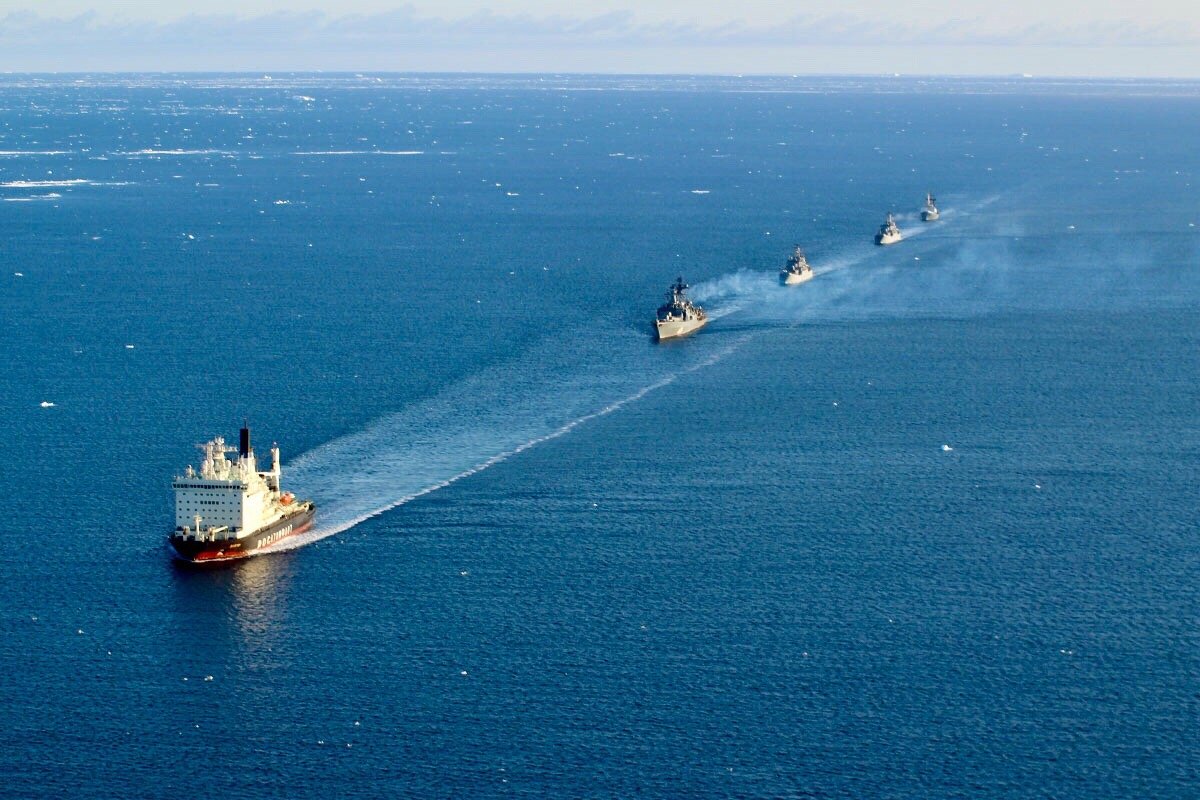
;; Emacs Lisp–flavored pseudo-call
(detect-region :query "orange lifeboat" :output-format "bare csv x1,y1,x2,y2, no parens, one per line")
280,492,295,506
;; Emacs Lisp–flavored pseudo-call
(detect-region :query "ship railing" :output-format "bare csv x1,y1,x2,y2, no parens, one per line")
176,527,233,542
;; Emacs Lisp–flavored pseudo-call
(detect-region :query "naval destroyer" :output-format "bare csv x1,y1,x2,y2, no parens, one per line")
779,245,814,286
655,276,708,340
875,213,903,245
921,192,939,221
169,424,315,563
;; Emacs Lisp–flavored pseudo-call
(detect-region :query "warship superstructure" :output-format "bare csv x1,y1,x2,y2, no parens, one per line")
921,192,939,222
655,276,708,340
874,213,903,245
779,245,814,286
169,424,315,563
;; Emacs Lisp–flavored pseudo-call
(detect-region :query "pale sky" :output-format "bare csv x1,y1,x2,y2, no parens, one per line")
1,1,1198,76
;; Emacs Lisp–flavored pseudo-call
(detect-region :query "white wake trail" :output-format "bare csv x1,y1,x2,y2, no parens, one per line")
261,195,999,556
262,331,751,553
688,198,988,322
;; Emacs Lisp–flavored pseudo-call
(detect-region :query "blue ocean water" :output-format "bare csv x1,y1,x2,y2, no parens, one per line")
0,74,1198,797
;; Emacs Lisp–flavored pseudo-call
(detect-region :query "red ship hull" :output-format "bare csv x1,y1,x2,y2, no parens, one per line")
169,504,316,563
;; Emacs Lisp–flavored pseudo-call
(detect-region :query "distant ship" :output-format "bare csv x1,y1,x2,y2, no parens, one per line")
921,192,939,221
779,245,814,286
655,277,708,340
169,424,315,563
875,213,903,245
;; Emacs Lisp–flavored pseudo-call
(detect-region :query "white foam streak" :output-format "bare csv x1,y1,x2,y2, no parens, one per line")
692,190,1180,329
112,149,233,156
0,179,130,188
264,332,748,553
1,179,89,187
261,194,1028,557
3,192,62,201
690,243,880,318
291,150,425,156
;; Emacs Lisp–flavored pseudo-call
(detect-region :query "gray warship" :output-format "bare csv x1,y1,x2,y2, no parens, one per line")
921,192,939,221
779,245,814,286
875,212,903,245
655,277,708,341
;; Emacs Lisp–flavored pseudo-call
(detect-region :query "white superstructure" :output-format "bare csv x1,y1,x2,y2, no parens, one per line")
172,429,289,541
780,245,814,286
655,277,708,341
875,213,903,246
921,192,939,221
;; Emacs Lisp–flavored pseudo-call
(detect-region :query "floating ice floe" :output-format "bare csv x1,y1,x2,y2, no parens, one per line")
5,192,64,202
1,179,90,187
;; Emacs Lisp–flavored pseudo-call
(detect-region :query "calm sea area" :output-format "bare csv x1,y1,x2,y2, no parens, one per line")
0,73,1197,797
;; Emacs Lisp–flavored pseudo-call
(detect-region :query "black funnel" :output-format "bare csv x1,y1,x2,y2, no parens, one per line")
239,422,251,457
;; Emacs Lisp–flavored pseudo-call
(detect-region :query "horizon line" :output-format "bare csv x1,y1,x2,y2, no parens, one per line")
1,69,1200,81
